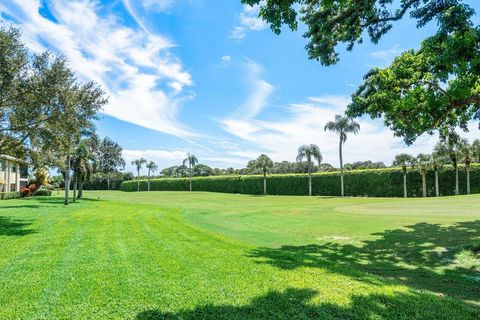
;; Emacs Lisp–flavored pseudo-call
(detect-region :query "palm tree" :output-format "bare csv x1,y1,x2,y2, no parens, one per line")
252,154,274,195
72,144,94,200
183,153,198,192
430,152,447,197
416,154,430,197
393,154,415,198
296,144,322,196
458,140,473,194
324,115,360,197
131,158,147,192
146,161,158,192
434,133,461,195
473,139,480,163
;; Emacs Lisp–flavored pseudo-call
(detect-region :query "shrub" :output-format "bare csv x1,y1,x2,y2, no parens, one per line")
120,164,480,197
0,192,21,200
20,186,32,198
33,189,52,197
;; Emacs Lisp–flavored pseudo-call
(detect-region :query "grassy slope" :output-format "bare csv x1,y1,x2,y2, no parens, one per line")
0,191,478,319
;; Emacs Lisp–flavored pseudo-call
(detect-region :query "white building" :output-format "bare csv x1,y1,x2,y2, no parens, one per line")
0,155,28,192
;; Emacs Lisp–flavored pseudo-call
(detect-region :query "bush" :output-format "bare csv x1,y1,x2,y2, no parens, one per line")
0,192,21,200
33,189,52,197
20,186,32,198
121,164,480,197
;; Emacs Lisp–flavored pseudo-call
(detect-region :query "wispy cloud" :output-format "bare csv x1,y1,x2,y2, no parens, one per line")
230,3,267,40
0,0,195,139
231,59,274,119
370,45,404,66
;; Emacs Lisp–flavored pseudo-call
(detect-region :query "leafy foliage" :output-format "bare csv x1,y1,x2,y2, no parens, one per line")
121,164,480,197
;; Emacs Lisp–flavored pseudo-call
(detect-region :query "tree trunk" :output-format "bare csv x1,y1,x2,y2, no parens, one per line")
421,172,426,197
189,163,192,192
466,166,471,195
263,170,267,195
64,154,71,206
455,166,459,195
308,164,312,196
403,171,407,198
339,139,344,197
435,170,439,197
148,169,151,192
107,177,110,190
137,169,140,192
73,173,77,203
78,181,83,199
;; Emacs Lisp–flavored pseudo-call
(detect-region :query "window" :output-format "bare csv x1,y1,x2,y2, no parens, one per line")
0,161,4,171
10,183,15,192
20,166,28,179
11,165,16,173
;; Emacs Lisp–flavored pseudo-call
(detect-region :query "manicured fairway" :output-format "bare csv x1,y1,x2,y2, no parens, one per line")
0,191,479,319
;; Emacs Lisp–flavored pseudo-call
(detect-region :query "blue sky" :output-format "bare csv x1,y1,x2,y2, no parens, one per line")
1,0,479,174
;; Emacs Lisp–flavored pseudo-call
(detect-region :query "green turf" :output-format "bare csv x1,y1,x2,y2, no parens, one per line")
0,191,479,319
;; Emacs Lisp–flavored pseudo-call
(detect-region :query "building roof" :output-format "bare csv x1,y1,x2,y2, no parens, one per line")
0,154,27,164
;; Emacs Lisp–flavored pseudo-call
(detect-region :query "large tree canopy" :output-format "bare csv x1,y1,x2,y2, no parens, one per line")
243,0,479,143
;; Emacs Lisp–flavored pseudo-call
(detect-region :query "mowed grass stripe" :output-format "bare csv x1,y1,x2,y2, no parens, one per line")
0,193,479,319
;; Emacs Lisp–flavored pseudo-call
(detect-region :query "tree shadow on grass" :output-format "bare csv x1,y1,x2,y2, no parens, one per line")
136,287,479,320
249,221,480,303
0,216,36,236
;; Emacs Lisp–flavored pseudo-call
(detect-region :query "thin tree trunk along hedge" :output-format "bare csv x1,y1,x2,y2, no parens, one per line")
121,164,480,197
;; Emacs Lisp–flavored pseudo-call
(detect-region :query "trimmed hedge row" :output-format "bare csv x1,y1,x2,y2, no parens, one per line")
0,192,21,200
120,164,480,197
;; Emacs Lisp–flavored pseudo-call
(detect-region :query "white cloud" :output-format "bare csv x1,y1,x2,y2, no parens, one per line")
231,59,274,119
220,55,231,68
0,0,195,139
230,3,267,40
142,0,175,12
219,93,478,167
370,45,404,66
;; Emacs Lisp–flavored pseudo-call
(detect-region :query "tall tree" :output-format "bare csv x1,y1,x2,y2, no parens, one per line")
416,154,430,198
72,143,93,201
146,161,158,192
430,152,447,197
183,153,198,192
324,115,360,197
296,144,322,196
393,154,416,198
458,140,474,194
434,133,462,195
252,154,274,195
472,139,480,163
97,137,125,190
132,158,147,192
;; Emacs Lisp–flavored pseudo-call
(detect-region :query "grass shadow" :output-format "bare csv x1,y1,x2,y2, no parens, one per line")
0,216,36,236
249,221,480,303
136,287,479,319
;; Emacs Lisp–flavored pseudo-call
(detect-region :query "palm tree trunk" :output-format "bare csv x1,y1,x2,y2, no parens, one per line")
421,172,426,197
73,173,77,203
403,171,407,198
147,169,151,192
263,170,267,195
455,166,459,195
466,166,471,194
435,170,439,197
137,169,140,192
64,154,71,206
339,139,344,197
308,164,312,196
189,163,192,192
107,177,110,190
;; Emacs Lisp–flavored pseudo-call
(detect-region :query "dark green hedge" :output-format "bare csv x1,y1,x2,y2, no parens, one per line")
0,192,21,200
120,164,480,197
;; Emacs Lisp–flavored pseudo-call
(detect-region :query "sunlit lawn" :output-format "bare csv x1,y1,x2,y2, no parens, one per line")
0,191,479,319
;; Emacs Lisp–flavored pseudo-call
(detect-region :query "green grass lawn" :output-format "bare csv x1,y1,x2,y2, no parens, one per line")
0,191,479,319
